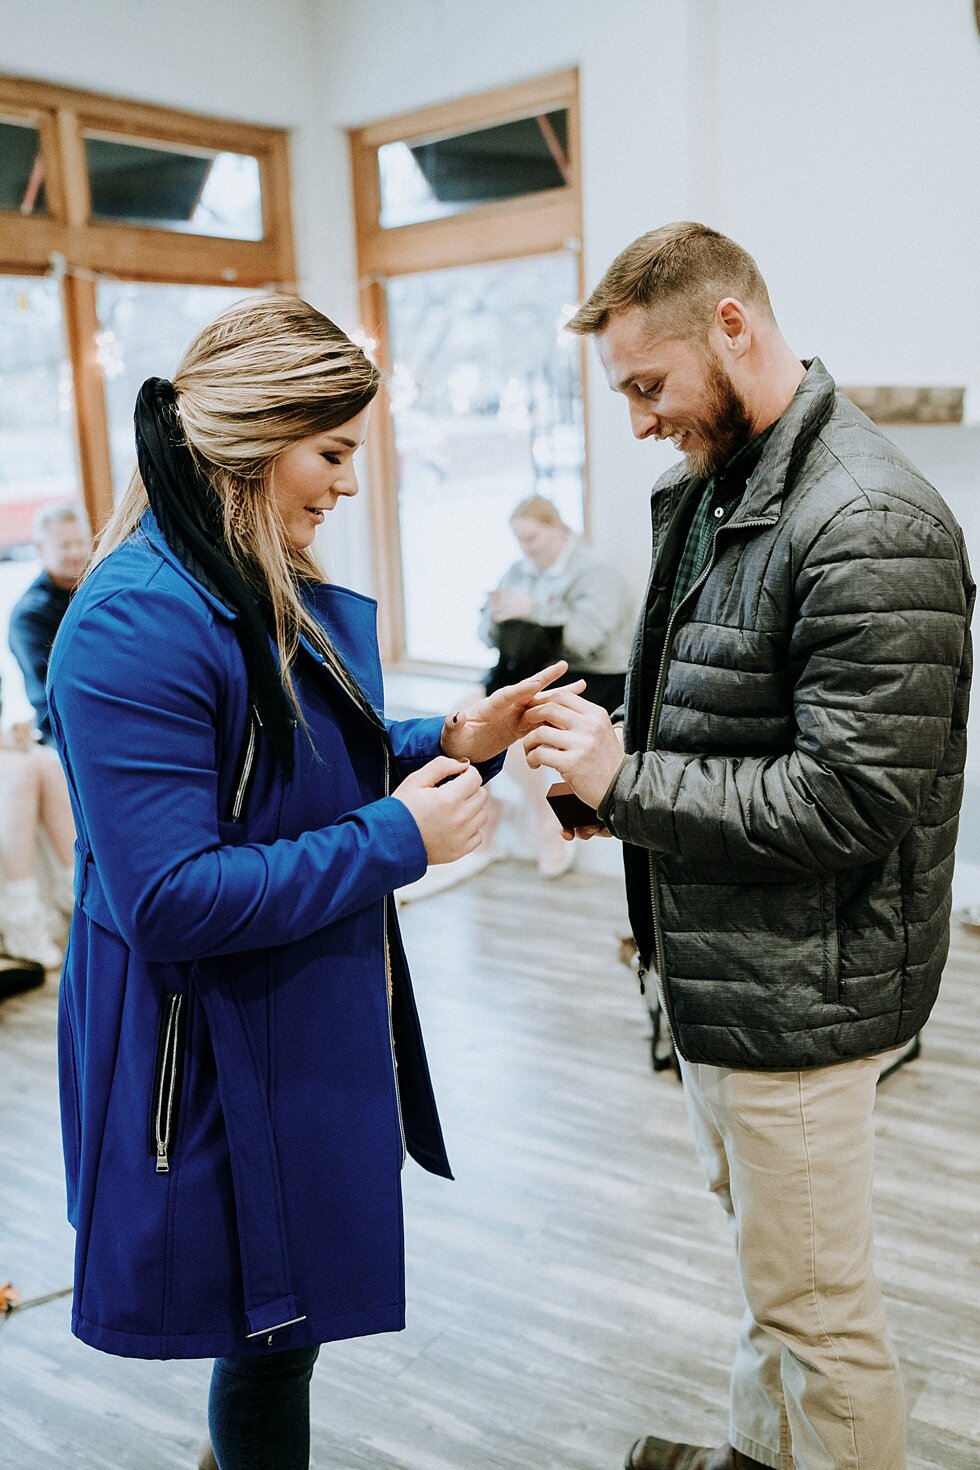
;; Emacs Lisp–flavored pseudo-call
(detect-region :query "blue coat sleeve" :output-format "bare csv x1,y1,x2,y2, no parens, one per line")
48,581,429,964
385,715,506,784
385,715,445,774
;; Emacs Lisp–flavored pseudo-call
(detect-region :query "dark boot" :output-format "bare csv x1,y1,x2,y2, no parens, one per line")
626,1439,771,1470
197,1440,218,1470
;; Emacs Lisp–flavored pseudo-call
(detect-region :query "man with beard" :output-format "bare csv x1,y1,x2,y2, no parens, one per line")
523,223,972,1470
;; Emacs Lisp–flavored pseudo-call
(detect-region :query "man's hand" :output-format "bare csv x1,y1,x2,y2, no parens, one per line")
440,662,584,764
522,687,626,810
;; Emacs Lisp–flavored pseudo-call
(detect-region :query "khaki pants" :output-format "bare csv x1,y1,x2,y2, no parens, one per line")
678,1054,907,1470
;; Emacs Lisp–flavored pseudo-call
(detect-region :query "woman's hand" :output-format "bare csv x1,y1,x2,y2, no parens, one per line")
440,662,584,764
392,756,489,866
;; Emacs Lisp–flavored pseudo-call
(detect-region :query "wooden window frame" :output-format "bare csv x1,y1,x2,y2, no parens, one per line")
0,75,296,534
350,69,588,672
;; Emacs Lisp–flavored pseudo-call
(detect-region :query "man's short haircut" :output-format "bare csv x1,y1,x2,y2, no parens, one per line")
33,501,85,541
565,221,774,340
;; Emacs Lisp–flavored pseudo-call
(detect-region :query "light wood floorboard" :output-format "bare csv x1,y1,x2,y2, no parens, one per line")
1,860,978,1468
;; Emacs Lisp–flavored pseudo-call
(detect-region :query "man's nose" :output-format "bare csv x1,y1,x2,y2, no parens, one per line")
628,402,659,440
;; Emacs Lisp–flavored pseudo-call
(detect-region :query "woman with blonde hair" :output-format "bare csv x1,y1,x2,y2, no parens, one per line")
48,294,567,1469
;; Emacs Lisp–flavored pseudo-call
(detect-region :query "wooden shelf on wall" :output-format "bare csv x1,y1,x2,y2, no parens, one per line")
840,385,964,426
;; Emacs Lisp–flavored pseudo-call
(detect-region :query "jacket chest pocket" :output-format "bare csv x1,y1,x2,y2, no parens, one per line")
149,992,186,1173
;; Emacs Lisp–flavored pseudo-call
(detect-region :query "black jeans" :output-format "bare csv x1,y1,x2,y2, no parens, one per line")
208,1344,320,1470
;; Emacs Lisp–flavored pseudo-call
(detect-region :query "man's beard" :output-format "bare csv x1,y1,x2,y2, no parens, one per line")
683,349,755,478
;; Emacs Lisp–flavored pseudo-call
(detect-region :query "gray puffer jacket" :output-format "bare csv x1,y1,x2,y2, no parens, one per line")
598,359,973,1069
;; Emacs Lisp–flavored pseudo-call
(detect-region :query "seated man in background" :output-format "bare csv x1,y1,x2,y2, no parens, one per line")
9,502,91,744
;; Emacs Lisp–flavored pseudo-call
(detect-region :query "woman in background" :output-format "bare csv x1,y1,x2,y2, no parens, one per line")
480,495,633,875
48,295,566,1470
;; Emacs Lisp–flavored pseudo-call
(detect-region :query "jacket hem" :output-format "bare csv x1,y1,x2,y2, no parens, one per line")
71,1300,406,1361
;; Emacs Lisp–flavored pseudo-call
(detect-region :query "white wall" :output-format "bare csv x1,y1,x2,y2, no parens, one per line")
689,0,980,419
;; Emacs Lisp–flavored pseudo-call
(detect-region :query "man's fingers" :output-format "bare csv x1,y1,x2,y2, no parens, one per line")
523,726,570,754
528,685,595,714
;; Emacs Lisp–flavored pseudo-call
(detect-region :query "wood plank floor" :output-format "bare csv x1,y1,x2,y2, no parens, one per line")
1,860,978,1469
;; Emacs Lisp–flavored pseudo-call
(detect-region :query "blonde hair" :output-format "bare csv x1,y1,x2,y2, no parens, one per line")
94,293,380,723
509,495,567,529
566,221,774,341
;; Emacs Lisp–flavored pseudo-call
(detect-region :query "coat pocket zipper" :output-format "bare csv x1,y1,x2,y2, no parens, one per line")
149,993,186,1173
226,704,261,824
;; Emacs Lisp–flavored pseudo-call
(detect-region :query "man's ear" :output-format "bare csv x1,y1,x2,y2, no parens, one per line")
713,297,751,358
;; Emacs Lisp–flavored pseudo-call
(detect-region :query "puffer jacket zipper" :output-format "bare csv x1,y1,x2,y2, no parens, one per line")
150,993,185,1173
643,514,777,1056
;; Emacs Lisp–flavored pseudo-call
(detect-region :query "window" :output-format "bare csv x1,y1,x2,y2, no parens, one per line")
0,117,47,215
0,275,78,720
350,70,586,671
377,109,571,228
0,76,296,538
84,134,263,239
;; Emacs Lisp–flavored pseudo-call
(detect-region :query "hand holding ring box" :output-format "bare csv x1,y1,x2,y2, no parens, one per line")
545,782,601,831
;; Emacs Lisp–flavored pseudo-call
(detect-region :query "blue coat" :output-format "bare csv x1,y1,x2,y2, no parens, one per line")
48,512,472,1360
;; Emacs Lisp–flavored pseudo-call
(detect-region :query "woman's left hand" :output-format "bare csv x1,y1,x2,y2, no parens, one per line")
440,662,584,764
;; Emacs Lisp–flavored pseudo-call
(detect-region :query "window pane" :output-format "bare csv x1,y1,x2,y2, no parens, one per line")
0,118,47,215
378,110,569,228
0,277,77,721
386,252,584,667
84,134,263,239
96,282,263,497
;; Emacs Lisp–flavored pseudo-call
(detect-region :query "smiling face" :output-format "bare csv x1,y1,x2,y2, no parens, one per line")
269,406,370,551
597,307,754,477
39,515,91,588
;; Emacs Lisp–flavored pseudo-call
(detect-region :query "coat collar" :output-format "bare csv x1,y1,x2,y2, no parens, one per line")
649,357,838,525
139,509,385,704
733,357,837,523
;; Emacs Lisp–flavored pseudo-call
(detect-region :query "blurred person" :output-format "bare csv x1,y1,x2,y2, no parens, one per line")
8,501,91,743
524,223,973,1470
0,674,75,970
480,494,632,876
46,294,571,1470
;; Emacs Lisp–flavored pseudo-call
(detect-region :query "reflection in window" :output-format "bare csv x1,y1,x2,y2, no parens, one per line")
386,252,583,667
84,134,263,239
95,282,263,497
378,110,569,228
0,118,47,215
0,278,77,719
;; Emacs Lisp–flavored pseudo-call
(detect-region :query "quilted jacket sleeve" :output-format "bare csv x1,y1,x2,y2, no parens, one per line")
600,502,972,876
